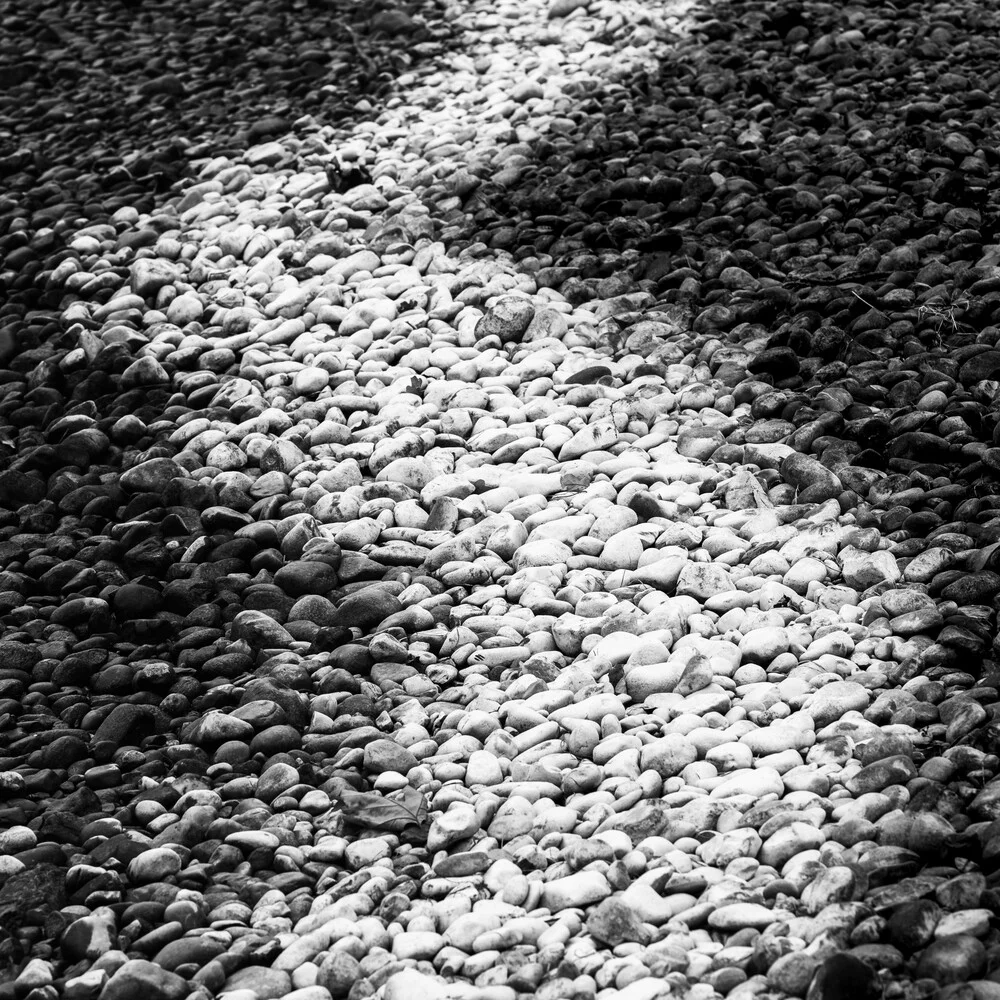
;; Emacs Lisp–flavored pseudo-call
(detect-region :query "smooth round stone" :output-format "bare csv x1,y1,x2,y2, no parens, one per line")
122,356,170,388
273,561,338,596
120,458,187,494
915,935,986,984
230,610,296,648
779,453,842,502
844,755,917,795
127,847,182,884
427,803,480,852
676,563,734,601
0,826,35,853
934,909,992,939
98,959,187,1000
318,951,361,999
363,739,419,776
381,969,447,1000
392,931,446,961
153,935,226,972
231,700,287,730
61,909,118,961
180,711,253,747
639,735,697,778
768,951,818,997
541,871,612,911
706,743,754,772
759,822,825,869
377,457,442,489
487,795,535,841
710,767,784,799
257,762,299,803
222,967,294,1000
465,749,504,787
344,837,393,869
443,912,503,951
293,369,329,395
738,627,789,665
696,829,762,867
804,681,870,727
800,866,858,915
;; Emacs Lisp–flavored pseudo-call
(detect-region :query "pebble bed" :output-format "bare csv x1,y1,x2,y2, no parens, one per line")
3,0,1000,1000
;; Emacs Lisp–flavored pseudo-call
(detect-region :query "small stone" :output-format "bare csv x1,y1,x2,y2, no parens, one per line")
363,739,419,776
586,896,651,946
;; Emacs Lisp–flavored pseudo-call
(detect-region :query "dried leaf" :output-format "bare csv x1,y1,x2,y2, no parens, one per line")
337,785,430,843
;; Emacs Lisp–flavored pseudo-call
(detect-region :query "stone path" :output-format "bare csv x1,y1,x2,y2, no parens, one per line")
2,1,1000,999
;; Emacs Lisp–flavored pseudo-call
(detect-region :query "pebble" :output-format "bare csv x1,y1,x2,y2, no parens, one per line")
2,0,1000,998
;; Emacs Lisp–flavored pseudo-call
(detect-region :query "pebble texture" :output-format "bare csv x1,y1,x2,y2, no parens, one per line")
2,0,1000,999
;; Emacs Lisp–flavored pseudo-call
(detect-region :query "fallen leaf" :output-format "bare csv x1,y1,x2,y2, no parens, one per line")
337,785,430,843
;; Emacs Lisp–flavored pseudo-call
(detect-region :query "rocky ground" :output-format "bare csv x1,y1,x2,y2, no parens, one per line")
2,0,1000,999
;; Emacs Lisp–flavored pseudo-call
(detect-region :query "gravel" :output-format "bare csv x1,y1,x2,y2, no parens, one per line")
3,0,1000,998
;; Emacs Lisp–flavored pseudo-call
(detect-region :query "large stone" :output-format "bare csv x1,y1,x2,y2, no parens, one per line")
119,458,187,494
586,896,651,946
780,453,842,503
804,681,869,727
221,966,294,1000
915,935,986,984
676,563,733,600
99,959,187,1000
541,871,612,910
806,954,878,1000
273,560,338,596
839,547,901,590
475,296,535,343
230,610,296,648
